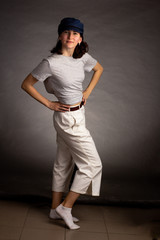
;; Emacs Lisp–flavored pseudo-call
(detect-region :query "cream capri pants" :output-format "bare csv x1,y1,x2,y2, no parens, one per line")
52,106,102,196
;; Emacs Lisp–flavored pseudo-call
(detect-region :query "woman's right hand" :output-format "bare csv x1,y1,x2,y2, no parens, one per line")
21,74,70,112
47,101,70,112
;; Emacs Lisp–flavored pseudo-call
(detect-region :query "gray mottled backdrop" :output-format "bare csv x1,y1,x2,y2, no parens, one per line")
0,0,160,203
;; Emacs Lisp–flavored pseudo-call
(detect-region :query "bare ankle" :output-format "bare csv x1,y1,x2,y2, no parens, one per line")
62,201,73,208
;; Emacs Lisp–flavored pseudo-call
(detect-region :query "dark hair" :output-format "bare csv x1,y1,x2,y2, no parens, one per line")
50,34,89,59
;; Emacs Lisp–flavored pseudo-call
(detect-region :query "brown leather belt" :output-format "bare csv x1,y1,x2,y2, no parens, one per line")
69,101,84,111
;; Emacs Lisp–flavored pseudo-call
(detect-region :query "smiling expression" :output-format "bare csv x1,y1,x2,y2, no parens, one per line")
59,30,82,50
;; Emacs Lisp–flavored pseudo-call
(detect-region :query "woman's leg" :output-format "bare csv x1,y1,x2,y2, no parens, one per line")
50,134,79,223
56,191,80,230
54,107,102,197
51,191,63,209
51,191,79,212
50,191,64,220
62,191,80,208
50,190,79,222
53,108,102,229
52,134,75,193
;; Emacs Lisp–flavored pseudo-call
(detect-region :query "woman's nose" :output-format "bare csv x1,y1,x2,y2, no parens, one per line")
68,32,73,39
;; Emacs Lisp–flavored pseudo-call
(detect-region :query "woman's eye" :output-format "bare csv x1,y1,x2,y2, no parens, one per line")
63,30,69,34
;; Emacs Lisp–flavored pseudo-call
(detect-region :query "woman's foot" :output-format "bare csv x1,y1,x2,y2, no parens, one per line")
49,208,79,222
55,204,80,230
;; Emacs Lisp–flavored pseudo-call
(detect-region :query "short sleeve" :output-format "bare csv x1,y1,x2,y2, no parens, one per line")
83,53,97,72
31,59,52,82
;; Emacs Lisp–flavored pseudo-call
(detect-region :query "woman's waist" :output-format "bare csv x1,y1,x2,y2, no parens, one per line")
69,101,81,107
56,95,83,106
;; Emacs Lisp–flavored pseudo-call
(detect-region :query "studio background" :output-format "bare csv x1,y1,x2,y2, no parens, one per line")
0,0,160,204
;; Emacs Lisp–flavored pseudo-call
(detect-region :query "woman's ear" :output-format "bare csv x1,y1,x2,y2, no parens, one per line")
79,37,82,44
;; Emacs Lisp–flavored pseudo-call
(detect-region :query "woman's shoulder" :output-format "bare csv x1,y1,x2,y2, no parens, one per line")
46,53,59,60
80,52,91,61
81,52,96,62
81,52,90,58
45,53,60,65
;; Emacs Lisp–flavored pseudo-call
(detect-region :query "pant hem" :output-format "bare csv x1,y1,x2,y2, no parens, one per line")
70,188,100,196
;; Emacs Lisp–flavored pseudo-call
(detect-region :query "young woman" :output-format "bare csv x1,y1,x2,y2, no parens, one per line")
21,17,103,230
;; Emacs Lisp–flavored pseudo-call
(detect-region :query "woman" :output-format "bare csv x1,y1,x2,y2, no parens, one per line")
21,17,103,230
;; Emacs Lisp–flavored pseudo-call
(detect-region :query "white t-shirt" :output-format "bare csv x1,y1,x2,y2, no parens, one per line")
31,53,97,105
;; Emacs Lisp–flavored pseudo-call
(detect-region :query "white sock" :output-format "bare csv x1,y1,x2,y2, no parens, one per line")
55,204,80,230
49,208,79,223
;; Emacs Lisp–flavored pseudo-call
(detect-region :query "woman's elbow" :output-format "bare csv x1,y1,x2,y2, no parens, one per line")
21,74,36,91
99,62,104,71
94,62,104,73
98,64,103,74
100,65,104,73
21,79,28,91
21,81,26,90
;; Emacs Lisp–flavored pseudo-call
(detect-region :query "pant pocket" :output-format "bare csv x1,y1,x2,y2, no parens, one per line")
74,108,85,126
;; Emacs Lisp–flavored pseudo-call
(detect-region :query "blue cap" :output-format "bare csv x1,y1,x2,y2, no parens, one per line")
58,17,84,35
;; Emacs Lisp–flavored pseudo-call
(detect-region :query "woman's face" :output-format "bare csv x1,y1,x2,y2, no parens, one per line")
59,30,82,50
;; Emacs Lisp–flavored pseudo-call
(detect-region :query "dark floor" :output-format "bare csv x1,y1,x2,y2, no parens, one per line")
0,197,160,240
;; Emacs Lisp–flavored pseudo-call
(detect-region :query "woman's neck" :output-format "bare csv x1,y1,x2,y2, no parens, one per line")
61,47,74,57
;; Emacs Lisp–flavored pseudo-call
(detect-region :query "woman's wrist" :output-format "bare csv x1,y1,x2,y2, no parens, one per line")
45,99,53,109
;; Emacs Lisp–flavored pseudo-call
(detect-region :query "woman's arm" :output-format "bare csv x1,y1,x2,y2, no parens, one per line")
21,74,70,112
82,62,103,104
